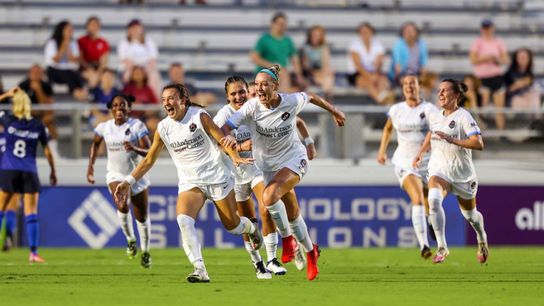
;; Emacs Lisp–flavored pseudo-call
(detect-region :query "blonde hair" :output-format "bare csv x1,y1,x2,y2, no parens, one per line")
12,90,32,120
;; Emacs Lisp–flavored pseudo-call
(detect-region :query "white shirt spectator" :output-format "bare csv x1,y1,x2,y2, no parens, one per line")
347,38,385,74
117,37,158,70
44,39,80,70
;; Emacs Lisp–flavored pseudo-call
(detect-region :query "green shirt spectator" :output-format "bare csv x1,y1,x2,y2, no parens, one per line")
253,33,296,72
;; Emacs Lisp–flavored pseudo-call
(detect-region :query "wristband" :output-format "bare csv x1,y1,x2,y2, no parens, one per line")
304,137,314,146
125,175,136,186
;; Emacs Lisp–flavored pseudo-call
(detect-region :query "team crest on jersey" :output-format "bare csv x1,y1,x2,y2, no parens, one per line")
448,120,456,129
124,128,131,136
298,159,307,174
189,123,197,133
470,181,477,190
419,112,426,119
470,122,476,127
281,112,291,121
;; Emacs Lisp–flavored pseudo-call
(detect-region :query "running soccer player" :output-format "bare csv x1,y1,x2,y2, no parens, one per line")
0,88,57,262
222,65,345,281
413,79,489,264
87,94,152,268
114,84,262,283
377,75,438,259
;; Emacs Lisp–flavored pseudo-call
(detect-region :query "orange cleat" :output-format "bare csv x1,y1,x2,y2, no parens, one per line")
281,235,297,264
306,244,320,281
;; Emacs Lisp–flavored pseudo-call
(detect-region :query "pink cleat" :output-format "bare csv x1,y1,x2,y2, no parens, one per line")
29,253,45,263
477,242,489,264
432,247,449,264
281,235,297,264
306,244,321,281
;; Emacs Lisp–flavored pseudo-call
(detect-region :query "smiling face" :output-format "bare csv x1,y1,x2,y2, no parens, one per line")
226,81,249,110
161,87,185,120
111,96,130,123
254,72,278,104
438,81,459,110
402,75,420,101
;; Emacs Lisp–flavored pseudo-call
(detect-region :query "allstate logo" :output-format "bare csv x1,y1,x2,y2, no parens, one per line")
68,190,120,248
515,201,544,231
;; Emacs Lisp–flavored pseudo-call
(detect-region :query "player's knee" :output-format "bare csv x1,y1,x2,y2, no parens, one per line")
262,186,281,206
427,188,443,212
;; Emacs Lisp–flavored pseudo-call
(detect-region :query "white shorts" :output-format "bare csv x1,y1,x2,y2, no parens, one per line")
262,155,309,186
430,171,478,200
234,175,264,202
394,165,428,188
107,172,150,196
178,177,235,202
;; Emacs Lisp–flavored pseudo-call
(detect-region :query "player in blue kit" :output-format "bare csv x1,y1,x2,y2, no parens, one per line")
0,88,57,262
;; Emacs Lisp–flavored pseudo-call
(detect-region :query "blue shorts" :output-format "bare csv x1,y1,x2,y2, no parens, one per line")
0,169,41,193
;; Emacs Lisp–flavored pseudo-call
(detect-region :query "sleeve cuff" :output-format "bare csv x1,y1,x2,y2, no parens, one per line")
226,119,237,129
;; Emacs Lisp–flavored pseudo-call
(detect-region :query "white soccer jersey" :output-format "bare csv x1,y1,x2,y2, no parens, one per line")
94,118,149,182
227,92,309,172
158,106,233,185
428,107,481,183
388,101,438,169
214,104,261,185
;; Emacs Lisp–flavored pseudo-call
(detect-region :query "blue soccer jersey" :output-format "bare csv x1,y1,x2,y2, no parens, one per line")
0,111,49,173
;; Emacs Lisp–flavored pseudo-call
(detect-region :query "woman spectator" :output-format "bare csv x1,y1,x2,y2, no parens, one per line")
44,20,87,101
347,22,392,104
122,66,159,134
389,22,428,85
89,69,121,127
78,16,110,88
117,19,162,98
300,25,335,100
504,48,540,112
463,74,487,128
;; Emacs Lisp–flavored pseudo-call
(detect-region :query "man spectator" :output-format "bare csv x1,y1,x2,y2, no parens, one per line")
78,16,110,88
250,12,306,92
167,62,216,106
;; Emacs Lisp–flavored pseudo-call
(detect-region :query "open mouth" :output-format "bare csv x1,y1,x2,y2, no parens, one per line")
165,106,175,116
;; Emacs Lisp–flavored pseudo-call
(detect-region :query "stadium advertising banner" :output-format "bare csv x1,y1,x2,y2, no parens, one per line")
467,186,544,245
28,186,464,248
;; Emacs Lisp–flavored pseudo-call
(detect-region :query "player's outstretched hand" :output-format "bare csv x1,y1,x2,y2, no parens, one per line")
220,135,237,149
114,182,130,206
50,171,58,186
233,156,254,167
123,141,135,152
306,143,317,160
87,167,95,184
332,107,346,127
412,154,423,169
435,131,454,144
377,152,387,165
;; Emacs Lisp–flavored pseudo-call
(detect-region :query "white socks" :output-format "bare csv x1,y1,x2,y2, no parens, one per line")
136,218,151,253
411,205,429,250
266,200,291,237
117,210,136,242
264,232,278,262
176,214,203,264
289,215,313,252
428,188,447,249
244,241,263,263
227,216,255,235
461,208,487,244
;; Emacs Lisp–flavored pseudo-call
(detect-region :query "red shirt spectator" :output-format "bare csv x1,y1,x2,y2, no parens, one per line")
122,66,158,120
77,16,110,69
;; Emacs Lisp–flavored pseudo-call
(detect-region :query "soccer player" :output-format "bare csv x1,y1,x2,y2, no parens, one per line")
0,88,57,262
413,79,489,264
87,94,152,268
377,75,438,259
221,65,345,281
114,84,261,283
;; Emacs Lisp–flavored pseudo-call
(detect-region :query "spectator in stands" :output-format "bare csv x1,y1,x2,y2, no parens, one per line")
300,25,334,100
117,19,162,98
44,20,87,102
469,19,508,132
78,16,110,89
463,74,487,128
420,71,439,102
167,62,216,106
250,12,306,92
18,65,59,158
389,22,428,85
504,48,540,112
89,69,120,127
347,22,392,104
122,66,159,133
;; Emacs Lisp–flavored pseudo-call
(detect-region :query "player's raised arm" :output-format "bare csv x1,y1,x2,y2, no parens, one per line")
307,93,345,126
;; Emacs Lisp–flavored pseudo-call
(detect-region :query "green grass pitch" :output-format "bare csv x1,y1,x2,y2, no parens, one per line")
1,247,543,306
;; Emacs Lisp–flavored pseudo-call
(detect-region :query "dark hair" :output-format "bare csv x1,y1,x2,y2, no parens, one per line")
85,16,100,27
508,48,533,77
107,94,134,109
126,19,145,43
441,78,468,107
130,66,148,85
248,81,256,87
169,62,183,69
399,21,419,40
305,25,326,46
51,20,70,48
224,75,248,94
162,83,202,108
401,73,419,84
357,22,375,34
271,12,286,23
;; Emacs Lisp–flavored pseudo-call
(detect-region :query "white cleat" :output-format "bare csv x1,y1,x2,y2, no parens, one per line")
266,258,287,275
255,261,272,279
187,267,210,283
433,247,450,264
294,243,307,271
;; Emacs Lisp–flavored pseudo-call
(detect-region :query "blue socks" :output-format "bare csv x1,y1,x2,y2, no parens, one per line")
25,214,39,254
5,211,16,237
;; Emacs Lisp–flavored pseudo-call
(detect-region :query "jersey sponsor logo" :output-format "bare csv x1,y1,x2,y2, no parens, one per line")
255,124,293,138
281,112,291,121
7,126,40,139
189,123,197,133
419,112,426,119
169,134,205,152
448,120,456,129
515,202,544,231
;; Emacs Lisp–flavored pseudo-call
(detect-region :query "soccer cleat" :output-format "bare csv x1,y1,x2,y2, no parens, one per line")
140,252,152,268
255,261,272,279
187,267,210,283
477,242,489,264
266,258,287,275
428,223,436,241
421,245,432,259
281,235,297,263
2,236,12,252
29,253,45,263
306,244,320,281
433,247,450,264
294,243,307,271
126,240,137,259
248,220,263,250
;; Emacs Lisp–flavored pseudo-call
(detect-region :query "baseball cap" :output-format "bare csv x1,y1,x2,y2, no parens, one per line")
481,19,494,28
